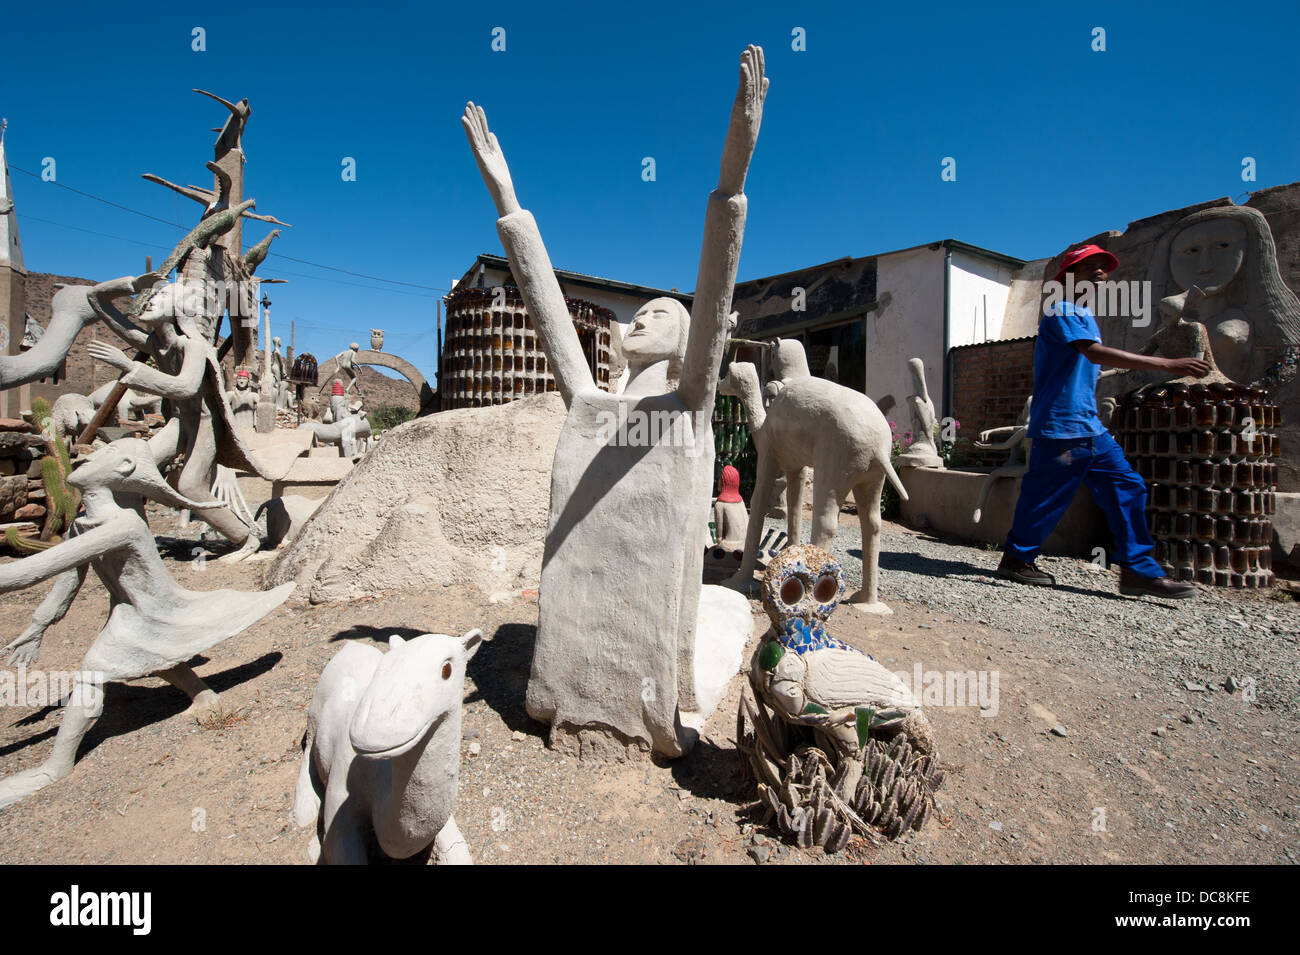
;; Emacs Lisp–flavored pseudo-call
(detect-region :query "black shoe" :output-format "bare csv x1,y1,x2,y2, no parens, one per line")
996,554,1056,586
1119,568,1196,599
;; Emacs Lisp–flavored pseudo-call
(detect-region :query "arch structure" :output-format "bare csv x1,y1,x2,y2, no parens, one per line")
317,347,436,415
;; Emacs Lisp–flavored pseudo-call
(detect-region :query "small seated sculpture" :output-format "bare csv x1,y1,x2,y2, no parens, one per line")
897,357,943,468
226,368,257,429
972,396,1032,524
713,464,748,551
0,439,296,808
740,544,942,850
299,379,372,455
292,629,483,865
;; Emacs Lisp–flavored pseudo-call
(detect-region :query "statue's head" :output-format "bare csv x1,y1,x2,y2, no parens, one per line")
622,297,690,384
273,335,282,347
69,438,218,512
136,281,205,337
1151,205,1300,350
235,369,251,390
348,630,484,758
1169,217,1247,296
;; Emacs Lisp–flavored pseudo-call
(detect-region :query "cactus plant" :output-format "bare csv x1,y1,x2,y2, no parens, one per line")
4,398,81,554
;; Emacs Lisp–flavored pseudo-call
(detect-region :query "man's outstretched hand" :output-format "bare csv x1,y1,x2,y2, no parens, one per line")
1167,357,1211,378
718,45,769,196
462,102,521,218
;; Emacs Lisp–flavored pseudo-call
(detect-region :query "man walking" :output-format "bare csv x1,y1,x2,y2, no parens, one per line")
997,245,1209,598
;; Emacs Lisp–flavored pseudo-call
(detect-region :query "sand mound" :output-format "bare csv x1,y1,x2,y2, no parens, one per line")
265,393,565,603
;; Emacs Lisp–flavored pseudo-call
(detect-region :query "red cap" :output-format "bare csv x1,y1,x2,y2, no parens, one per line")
236,369,250,379
717,465,742,503
1054,244,1119,283
332,379,345,396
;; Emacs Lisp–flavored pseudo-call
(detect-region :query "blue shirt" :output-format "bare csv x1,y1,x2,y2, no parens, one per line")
1027,301,1106,440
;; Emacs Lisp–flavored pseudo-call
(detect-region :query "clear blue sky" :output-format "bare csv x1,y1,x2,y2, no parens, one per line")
3,0,1297,383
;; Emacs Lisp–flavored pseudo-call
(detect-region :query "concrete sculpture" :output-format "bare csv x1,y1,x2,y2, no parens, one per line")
0,439,295,807
972,396,1032,524
713,464,748,551
0,273,158,390
738,544,942,850
292,629,483,864
299,379,371,455
720,356,907,614
86,281,268,559
226,369,257,429
1148,205,1300,388
461,45,767,758
271,336,291,410
897,358,943,468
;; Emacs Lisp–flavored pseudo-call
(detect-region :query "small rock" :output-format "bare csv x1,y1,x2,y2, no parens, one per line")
747,843,771,864
1152,727,1167,738
1180,714,1196,724
511,730,526,742
462,728,480,740
1049,725,1068,738
1224,676,1238,693
989,820,1003,831
1184,681,1206,692
467,741,481,757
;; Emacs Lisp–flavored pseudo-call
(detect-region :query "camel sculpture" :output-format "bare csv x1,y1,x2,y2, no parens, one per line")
293,629,483,865
0,439,295,808
720,350,906,614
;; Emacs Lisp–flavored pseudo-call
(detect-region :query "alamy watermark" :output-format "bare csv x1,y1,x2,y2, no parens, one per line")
890,663,1000,716
0,666,104,714
1043,274,1153,327
593,406,713,457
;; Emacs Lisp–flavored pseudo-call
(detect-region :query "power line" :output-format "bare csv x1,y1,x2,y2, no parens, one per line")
9,163,449,295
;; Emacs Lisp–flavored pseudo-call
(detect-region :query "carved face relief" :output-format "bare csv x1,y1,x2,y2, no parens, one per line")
1170,218,1247,296
621,298,686,365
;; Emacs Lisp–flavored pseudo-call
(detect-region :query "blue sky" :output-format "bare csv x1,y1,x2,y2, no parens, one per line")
3,0,1297,382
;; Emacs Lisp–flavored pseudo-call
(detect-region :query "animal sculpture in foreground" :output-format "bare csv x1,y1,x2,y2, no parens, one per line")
0,439,295,808
293,629,483,865
737,545,943,852
720,349,907,613
461,45,767,758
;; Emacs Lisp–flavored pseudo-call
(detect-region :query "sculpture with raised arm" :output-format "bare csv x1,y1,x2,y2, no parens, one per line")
461,46,767,758
0,439,295,807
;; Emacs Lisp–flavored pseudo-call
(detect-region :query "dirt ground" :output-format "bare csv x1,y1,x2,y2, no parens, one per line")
0,510,1295,865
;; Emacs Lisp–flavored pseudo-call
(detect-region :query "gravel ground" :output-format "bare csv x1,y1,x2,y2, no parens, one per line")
762,515,1299,717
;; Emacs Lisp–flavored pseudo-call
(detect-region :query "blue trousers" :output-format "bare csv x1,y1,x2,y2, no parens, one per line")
1004,432,1164,578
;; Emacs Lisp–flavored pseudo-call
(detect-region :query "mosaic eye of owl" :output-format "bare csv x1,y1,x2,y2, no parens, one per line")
780,576,804,605
813,572,839,604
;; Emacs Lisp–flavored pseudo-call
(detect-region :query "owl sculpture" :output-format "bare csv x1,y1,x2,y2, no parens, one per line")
742,544,943,848
752,544,935,756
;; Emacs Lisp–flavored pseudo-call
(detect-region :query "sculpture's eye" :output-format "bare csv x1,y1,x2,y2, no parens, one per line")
780,577,804,605
813,573,838,604
441,662,453,680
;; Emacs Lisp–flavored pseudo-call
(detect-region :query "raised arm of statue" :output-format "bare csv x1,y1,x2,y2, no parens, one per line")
678,45,768,411
88,335,207,400
89,273,160,349
462,103,591,407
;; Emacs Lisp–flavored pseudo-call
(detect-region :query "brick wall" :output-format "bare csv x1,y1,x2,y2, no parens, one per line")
950,337,1036,466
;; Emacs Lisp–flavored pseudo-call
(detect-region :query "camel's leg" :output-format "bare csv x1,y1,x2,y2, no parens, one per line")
319,806,369,865
809,473,841,549
0,672,103,808
433,815,474,865
847,469,892,615
725,448,777,592
786,466,808,545
154,663,219,714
